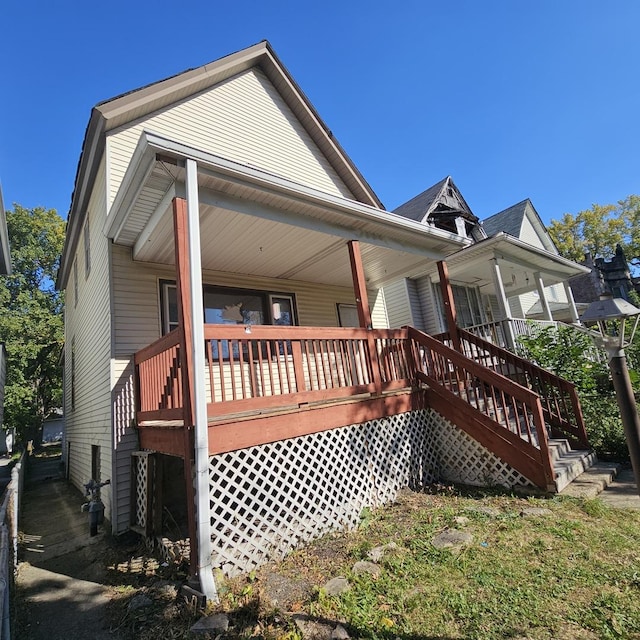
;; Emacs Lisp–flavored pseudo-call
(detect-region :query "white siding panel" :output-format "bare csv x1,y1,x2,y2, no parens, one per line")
370,289,389,329
520,216,545,250
107,69,354,207
382,280,412,328
407,279,425,329
63,156,114,527
416,276,441,334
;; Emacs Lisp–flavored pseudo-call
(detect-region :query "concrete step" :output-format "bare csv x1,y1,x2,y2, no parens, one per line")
553,448,598,493
548,438,571,462
559,461,622,499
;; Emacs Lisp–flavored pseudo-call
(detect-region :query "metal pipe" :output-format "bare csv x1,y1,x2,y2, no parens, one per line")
185,158,219,603
608,350,640,497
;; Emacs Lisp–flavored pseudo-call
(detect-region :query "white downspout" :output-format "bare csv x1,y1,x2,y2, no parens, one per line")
185,158,218,603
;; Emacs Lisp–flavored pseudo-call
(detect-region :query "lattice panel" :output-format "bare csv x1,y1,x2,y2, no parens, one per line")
208,411,438,576
425,409,535,489
131,452,151,530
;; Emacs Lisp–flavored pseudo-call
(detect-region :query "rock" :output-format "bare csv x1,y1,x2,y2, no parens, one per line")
520,507,553,517
466,506,501,517
191,613,230,634
323,577,350,596
431,529,474,550
454,516,470,526
332,624,350,639
128,594,153,611
367,542,398,562
293,614,334,640
352,560,381,577
151,580,179,599
261,571,312,610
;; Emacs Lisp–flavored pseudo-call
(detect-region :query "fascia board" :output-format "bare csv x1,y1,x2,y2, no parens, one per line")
57,110,106,289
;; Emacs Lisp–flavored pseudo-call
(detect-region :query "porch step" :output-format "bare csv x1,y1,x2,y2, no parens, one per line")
559,461,622,499
551,441,597,493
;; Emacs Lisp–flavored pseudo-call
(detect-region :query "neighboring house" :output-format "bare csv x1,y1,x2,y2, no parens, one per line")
57,42,594,598
384,184,588,348
0,184,11,437
570,245,639,304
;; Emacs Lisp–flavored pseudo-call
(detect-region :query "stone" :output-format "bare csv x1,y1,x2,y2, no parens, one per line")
367,542,398,562
454,516,470,526
352,560,381,577
520,507,553,517
261,571,312,610
128,594,153,611
466,506,501,517
191,613,230,634
331,624,350,639
293,614,334,640
431,529,474,550
323,577,350,596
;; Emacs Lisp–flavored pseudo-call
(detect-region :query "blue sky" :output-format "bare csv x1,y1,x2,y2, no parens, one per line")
1,1,639,226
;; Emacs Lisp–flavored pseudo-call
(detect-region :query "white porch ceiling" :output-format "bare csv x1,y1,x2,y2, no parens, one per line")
108,138,469,289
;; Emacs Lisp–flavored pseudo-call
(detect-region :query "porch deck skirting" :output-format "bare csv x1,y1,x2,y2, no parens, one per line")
206,408,534,577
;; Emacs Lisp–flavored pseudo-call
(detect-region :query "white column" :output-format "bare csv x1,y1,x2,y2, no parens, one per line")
534,272,553,322
491,258,516,350
185,158,218,603
563,282,580,324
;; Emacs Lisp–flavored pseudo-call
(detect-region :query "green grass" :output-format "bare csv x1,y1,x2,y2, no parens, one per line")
217,488,640,640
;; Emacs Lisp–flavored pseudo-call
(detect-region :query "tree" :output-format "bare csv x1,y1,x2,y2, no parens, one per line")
549,196,640,271
0,204,65,441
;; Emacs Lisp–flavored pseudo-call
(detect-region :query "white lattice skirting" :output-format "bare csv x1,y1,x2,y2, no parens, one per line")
208,408,533,576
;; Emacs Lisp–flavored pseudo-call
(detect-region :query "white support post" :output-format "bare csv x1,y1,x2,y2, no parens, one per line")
185,158,218,603
534,272,553,322
563,282,580,324
491,258,516,350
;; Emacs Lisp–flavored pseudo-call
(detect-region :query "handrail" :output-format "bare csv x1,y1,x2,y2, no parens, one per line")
456,328,589,448
408,327,555,489
135,325,413,424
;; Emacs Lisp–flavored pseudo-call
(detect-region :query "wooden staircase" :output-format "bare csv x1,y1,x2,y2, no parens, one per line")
407,327,595,492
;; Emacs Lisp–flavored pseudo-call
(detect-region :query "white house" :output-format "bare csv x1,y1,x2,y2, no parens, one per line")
57,42,593,600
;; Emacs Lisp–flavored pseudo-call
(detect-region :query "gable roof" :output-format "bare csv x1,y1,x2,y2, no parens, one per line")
482,198,557,254
482,199,528,237
393,176,478,225
59,41,383,288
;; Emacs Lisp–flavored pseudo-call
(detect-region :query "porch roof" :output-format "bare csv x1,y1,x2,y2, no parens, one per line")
431,232,590,296
104,132,471,289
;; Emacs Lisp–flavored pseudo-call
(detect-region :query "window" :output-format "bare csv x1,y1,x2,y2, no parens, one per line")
337,303,360,327
159,281,298,335
83,218,91,278
433,283,484,330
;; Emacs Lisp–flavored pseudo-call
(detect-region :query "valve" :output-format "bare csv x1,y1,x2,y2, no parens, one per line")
81,478,111,536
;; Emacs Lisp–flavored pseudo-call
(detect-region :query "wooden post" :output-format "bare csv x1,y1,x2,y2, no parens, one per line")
437,260,461,352
172,196,198,576
347,241,382,391
347,240,372,329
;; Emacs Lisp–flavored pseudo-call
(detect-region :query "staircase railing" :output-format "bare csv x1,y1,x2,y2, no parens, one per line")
408,327,556,490
438,328,589,449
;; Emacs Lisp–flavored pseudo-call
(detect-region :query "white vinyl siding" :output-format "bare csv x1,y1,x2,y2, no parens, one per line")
106,69,354,208
63,156,113,526
112,244,384,353
382,280,413,329
415,275,441,334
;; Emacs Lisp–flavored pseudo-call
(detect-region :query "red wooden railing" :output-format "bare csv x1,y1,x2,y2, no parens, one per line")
444,329,589,449
134,328,184,422
407,327,555,489
134,326,413,424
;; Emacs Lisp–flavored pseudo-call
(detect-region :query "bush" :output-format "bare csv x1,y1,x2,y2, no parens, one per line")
517,324,630,462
